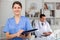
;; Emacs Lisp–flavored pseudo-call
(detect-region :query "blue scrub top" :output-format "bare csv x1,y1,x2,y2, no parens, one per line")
3,16,33,40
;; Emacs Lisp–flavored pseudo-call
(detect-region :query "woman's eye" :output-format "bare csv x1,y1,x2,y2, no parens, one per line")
14,7,16,9
13,7,21,9
18,7,21,9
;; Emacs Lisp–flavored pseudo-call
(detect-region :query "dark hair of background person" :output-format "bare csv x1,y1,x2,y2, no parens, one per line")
12,1,22,8
40,14,46,18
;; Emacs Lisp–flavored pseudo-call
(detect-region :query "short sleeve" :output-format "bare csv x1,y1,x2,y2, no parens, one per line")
3,19,10,33
25,18,33,30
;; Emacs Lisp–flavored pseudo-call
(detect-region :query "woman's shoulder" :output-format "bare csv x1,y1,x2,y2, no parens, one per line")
7,17,14,22
21,16,29,20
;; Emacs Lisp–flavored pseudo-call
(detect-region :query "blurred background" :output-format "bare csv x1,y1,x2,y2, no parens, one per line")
0,0,60,40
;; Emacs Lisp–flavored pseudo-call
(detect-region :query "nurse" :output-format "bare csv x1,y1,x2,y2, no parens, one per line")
3,1,32,40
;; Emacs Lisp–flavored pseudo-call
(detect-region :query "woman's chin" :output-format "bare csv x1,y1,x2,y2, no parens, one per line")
14,13,20,15
15,13,20,15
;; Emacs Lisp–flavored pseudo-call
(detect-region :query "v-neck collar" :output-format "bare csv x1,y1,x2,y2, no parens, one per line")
13,16,22,25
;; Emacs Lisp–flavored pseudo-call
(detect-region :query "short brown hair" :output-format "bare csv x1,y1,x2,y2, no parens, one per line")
40,14,46,18
12,1,22,8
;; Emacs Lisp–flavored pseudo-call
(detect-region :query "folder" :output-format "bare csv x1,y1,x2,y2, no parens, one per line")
21,29,38,35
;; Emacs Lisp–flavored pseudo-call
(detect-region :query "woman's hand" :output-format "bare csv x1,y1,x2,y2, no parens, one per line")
5,30,24,39
16,30,24,37
20,34,26,38
20,32,32,38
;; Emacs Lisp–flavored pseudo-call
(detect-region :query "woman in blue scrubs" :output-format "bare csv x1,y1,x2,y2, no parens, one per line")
3,1,32,40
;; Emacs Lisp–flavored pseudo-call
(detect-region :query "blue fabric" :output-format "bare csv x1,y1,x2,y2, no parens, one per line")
3,16,33,40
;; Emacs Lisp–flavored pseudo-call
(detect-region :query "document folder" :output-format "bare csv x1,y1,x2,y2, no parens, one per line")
22,29,38,35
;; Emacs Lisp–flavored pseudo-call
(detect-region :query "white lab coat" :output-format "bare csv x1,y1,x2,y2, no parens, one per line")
34,20,55,40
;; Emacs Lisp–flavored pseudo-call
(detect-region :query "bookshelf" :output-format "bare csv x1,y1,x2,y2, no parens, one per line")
43,0,60,30
25,0,60,30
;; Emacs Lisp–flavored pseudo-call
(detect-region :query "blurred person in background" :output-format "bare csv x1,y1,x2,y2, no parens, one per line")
34,14,55,40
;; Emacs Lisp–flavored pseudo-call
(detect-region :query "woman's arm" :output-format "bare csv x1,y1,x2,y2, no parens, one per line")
6,32,17,39
6,30,24,39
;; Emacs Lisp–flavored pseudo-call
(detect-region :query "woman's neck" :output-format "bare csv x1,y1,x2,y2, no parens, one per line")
14,14,21,18
14,14,21,24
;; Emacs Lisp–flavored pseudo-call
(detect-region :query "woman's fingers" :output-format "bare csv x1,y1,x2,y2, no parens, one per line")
16,30,24,37
19,30,24,33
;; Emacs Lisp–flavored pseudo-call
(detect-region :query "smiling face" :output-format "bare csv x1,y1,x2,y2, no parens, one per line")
12,1,22,16
12,4,22,15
